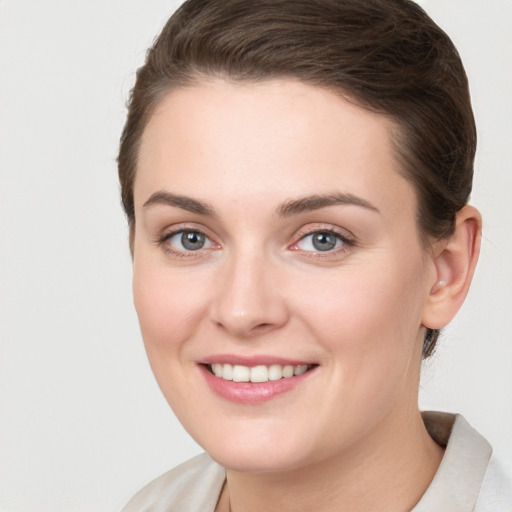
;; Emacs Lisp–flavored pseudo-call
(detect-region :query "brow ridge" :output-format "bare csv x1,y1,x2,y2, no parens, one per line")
143,191,216,216
142,191,378,218
277,193,379,217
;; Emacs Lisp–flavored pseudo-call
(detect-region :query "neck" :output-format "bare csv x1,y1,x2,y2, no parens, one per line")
217,409,444,512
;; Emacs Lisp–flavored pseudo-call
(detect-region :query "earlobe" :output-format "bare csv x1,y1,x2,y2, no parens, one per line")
422,205,482,330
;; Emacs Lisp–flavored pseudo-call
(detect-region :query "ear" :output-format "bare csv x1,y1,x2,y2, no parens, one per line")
421,205,482,330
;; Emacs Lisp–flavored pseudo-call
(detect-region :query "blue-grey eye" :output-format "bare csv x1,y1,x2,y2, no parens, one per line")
296,231,344,252
311,232,338,251
181,231,206,250
167,230,212,251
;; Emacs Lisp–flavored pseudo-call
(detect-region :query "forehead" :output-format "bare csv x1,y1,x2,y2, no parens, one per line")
135,79,414,220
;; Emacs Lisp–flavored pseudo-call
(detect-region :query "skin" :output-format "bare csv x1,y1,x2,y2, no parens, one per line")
132,79,481,511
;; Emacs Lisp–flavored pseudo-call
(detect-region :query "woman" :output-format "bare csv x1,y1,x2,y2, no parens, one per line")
118,0,510,510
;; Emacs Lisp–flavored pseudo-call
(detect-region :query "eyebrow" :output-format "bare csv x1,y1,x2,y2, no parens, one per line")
277,193,380,217
143,191,216,216
142,190,379,218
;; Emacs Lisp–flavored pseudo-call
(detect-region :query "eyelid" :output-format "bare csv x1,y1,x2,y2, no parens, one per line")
156,223,221,257
288,224,356,254
169,230,214,249
153,222,355,258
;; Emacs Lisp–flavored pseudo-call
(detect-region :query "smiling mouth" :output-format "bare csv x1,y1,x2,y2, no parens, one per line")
206,363,315,383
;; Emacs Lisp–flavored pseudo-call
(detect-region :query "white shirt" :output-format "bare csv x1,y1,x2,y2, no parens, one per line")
121,412,512,511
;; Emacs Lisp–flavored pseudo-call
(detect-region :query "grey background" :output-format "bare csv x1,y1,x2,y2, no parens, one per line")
0,1,510,510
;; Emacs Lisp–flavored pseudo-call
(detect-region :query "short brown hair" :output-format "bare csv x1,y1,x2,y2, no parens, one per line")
118,0,476,358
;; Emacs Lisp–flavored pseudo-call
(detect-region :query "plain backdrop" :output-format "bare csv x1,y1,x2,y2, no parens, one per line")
0,1,510,511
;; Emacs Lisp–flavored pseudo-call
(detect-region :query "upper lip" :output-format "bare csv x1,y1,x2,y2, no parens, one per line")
199,354,316,366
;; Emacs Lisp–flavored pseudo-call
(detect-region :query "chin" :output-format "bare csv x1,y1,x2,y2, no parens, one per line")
193,427,320,474
209,446,307,474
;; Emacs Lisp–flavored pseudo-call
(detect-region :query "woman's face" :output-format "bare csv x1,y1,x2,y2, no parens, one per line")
132,79,437,472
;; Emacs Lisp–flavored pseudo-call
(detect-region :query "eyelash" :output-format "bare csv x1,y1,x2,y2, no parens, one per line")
290,227,355,257
156,225,355,258
156,227,218,259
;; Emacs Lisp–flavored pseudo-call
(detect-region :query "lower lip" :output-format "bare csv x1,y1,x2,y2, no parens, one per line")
199,365,315,404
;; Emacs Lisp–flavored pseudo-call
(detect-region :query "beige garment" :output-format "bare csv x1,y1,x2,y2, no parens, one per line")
121,412,512,511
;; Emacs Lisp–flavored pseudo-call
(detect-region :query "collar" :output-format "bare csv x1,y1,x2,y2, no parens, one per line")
413,411,492,511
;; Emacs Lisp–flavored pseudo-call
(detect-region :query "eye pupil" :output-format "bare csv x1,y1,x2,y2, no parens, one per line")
312,232,337,251
181,231,205,250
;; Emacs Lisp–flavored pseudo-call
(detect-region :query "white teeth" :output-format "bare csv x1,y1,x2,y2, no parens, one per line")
209,363,312,382
233,365,250,382
283,365,294,378
268,364,283,381
250,365,268,383
222,363,233,381
294,364,308,376
211,363,223,377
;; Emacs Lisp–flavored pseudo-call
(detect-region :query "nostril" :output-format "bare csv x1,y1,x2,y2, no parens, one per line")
210,280,290,337
254,322,271,330
214,318,280,338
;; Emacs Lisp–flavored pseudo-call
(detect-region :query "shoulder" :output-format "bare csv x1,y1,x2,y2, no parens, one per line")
475,453,512,511
121,452,226,512
415,412,512,511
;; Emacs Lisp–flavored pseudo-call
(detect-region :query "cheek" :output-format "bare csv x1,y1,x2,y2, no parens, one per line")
288,258,428,434
131,263,213,421
132,263,208,355
293,254,428,365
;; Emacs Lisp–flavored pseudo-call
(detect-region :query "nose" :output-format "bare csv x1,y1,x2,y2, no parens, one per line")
210,251,289,339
